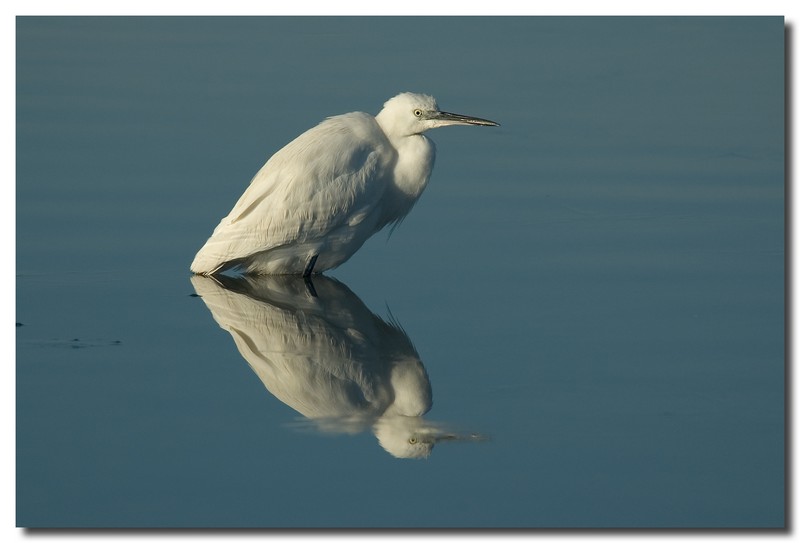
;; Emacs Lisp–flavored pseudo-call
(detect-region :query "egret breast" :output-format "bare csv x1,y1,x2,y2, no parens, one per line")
391,134,436,199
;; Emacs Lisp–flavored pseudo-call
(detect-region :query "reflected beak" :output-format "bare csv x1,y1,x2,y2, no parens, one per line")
427,431,487,443
432,110,500,127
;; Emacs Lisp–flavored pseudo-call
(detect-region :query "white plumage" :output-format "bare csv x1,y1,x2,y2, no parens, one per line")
191,274,486,458
191,92,498,276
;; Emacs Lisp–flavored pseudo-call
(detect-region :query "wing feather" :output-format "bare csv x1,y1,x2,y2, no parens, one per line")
191,113,395,273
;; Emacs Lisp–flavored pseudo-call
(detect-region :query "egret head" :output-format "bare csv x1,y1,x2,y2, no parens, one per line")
376,92,499,138
373,415,489,459
373,415,440,459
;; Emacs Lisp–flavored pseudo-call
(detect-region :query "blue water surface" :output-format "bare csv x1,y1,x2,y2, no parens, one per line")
16,16,784,528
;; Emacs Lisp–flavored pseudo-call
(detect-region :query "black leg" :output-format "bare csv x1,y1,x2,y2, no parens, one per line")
303,275,318,298
302,255,318,278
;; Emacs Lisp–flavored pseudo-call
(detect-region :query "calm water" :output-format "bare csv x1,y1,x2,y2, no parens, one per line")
16,17,784,528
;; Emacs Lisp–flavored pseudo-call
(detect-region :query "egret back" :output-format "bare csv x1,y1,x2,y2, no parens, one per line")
190,112,397,274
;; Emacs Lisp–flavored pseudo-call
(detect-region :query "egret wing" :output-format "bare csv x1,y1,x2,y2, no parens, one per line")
191,113,395,273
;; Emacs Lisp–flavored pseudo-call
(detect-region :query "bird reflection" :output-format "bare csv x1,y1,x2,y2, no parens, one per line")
190,274,484,458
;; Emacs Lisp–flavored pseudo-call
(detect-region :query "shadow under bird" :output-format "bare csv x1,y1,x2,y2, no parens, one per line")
191,92,499,277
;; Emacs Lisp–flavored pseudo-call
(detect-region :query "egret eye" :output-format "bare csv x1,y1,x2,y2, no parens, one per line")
408,436,418,444
413,109,423,118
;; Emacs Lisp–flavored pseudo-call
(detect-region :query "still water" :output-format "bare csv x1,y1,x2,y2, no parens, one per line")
16,17,784,528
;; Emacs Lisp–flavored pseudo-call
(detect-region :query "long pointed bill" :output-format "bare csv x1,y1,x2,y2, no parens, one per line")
422,430,489,444
433,110,500,127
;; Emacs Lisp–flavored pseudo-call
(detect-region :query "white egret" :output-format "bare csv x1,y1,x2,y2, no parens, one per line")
191,274,486,458
191,92,499,276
